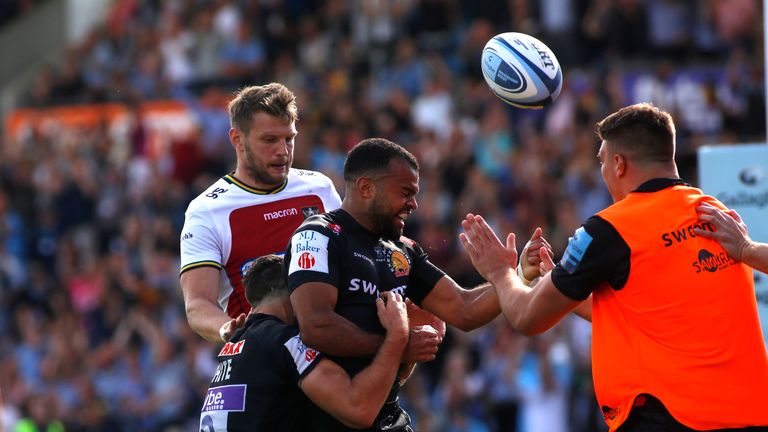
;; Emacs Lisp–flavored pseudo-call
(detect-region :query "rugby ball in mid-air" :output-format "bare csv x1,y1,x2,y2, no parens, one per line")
481,32,563,109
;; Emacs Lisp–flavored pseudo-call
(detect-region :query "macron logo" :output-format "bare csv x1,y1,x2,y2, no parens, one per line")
264,208,298,221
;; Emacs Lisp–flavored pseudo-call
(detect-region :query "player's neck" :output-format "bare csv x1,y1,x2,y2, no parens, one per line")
232,168,286,191
341,200,379,235
623,164,680,196
254,298,295,324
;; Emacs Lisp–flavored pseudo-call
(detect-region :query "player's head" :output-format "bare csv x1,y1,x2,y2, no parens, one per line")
343,138,419,240
243,254,289,308
228,83,298,189
595,103,677,202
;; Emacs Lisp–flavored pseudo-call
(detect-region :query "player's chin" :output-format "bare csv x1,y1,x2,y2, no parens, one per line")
267,166,289,181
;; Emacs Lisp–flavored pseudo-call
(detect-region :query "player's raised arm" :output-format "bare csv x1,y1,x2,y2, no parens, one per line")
299,291,409,428
519,227,593,322
419,276,501,332
460,213,580,335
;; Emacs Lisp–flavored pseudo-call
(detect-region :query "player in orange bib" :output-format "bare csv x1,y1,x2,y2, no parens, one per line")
460,103,768,431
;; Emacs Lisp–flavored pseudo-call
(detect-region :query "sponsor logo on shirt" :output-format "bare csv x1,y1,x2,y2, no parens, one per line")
202,384,246,413
388,250,411,277
182,232,193,240
348,278,406,297
692,249,735,273
601,404,621,421
240,253,286,279
302,206,320,219
305,348,318,362
285,335,321,375
353,252,374,265
349,278,379,295
205,187,229,199
561,227,593,274
327,223,342,235
297,252,316,269
289,230,330,274
263,207,298,221
661,222,715,247
240,258,255,278
200,415,216,432
218,340,245,356
373,246,387,262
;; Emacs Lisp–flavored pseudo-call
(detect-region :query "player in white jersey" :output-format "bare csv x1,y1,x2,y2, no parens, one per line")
180,83,341,343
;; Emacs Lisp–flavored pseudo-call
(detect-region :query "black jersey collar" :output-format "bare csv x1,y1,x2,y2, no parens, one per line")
632,177,689,193
333,208,380,238
249,313,282,324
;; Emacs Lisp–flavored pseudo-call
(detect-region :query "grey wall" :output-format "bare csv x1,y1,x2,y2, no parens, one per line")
0,0,66,134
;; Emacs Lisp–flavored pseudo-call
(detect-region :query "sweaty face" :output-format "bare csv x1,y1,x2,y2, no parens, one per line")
369,159,419,240
240,112,296,188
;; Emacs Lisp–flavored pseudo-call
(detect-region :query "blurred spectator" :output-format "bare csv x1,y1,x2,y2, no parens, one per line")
14,392,65,432
538,0,580,66
480,319,526,432
219,21,265,87
0,190,26,289
517,332,571,432
158,13,195,87
646,0,691,60
189,8,224,86
710,0,758,49
412,75,454,140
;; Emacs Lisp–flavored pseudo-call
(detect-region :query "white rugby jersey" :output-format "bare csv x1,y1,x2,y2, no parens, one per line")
180,169,341,318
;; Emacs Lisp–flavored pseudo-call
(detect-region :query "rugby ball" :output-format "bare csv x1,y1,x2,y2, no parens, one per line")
481,32,563,109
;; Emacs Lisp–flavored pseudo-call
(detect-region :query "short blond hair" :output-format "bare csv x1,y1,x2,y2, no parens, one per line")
228,83,298,135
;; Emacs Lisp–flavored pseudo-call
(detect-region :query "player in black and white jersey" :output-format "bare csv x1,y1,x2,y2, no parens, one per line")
200,255,408,431
285,138,505,431
180,83,341,343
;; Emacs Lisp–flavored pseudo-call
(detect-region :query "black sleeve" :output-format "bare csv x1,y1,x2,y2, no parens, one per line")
276,325,325,385
285,221,341,294
551,216,631,301
405,242,446,306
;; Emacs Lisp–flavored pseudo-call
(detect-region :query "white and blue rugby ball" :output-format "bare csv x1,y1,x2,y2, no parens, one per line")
481,32,563,109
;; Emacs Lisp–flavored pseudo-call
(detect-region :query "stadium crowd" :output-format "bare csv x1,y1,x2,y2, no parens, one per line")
0,0,763,430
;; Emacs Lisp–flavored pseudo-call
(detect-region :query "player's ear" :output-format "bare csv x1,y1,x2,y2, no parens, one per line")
614,153,626,177
229,128,244,151
357,176,376,199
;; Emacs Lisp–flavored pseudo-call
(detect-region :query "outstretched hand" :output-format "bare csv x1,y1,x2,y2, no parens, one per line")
539,246,556,275
219,313,247,342
459,213,517,284
520,227,554,281
694,203,750,261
